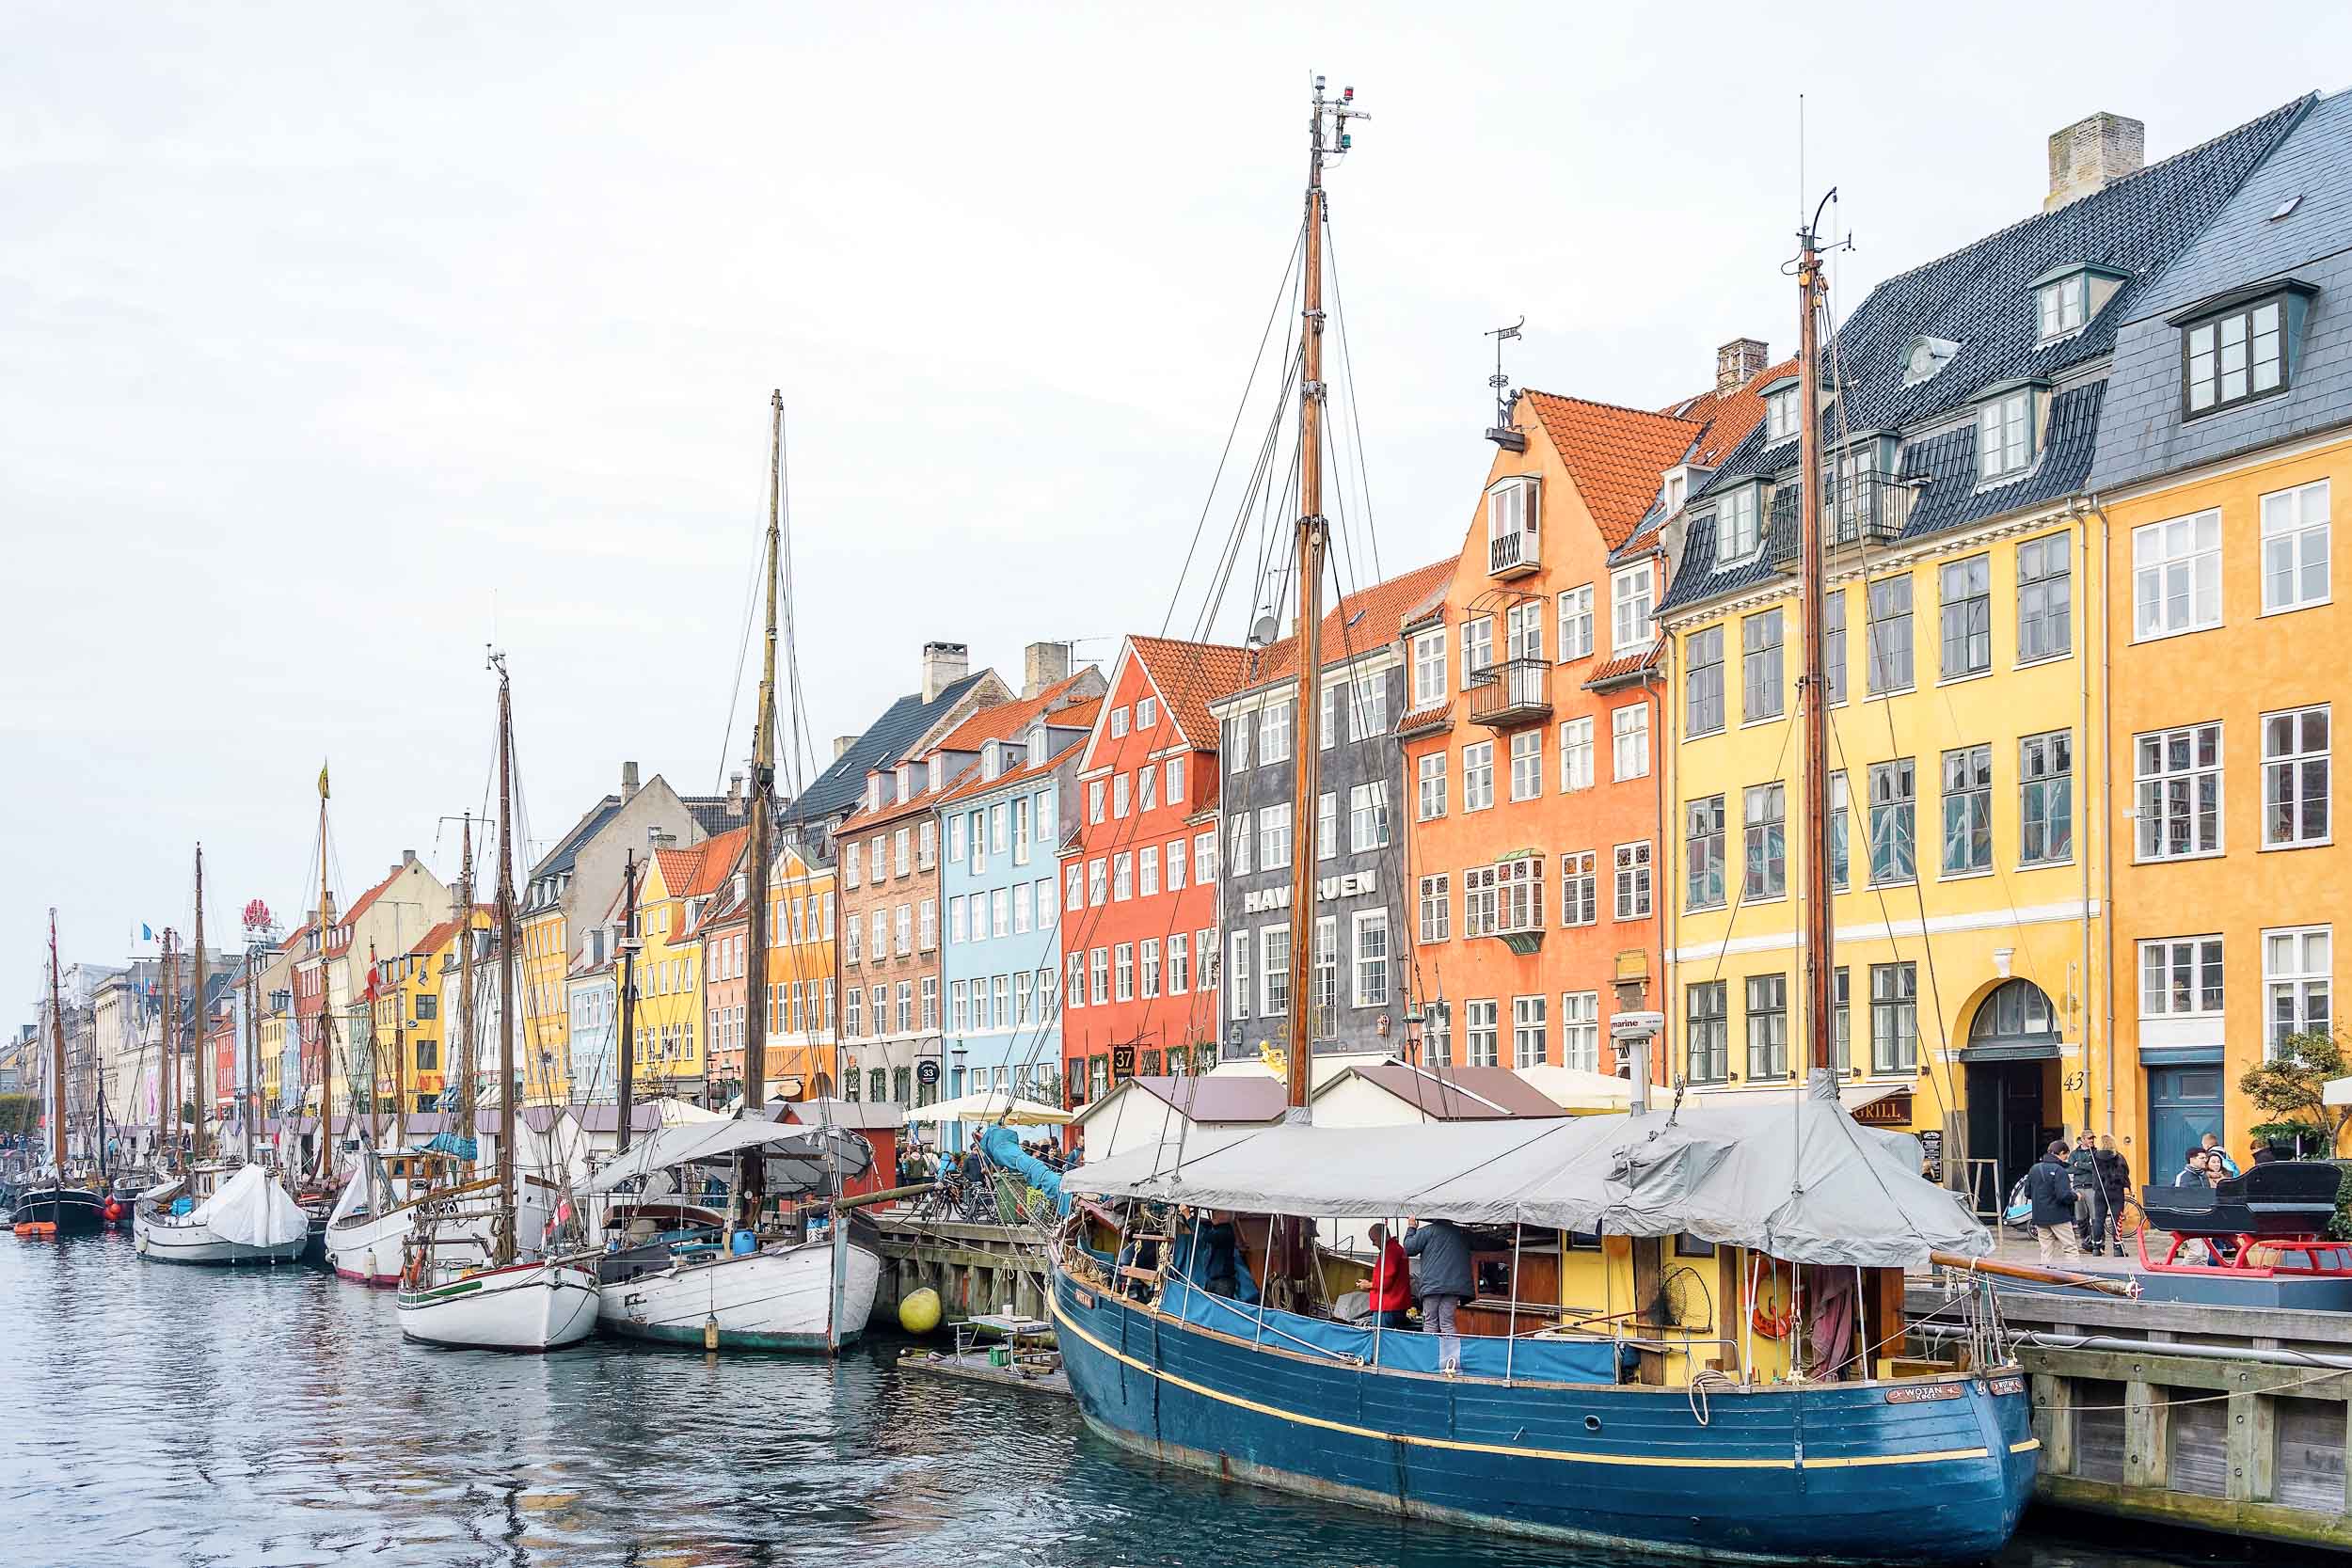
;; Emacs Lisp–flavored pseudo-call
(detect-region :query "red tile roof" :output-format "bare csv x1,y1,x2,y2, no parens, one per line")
1125,636,1253,751
1395,700,1454,736
1232,558,1456,692
1581,647,1663,689
935,671,1099,753
933,735,1088,808
1521,391,1703,549
405,910,488,959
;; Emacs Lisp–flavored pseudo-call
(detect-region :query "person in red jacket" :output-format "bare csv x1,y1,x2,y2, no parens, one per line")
1366,1221,1411,1328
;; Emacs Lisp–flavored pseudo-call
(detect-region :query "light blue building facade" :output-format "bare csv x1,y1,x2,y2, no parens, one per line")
937,709,1092,1121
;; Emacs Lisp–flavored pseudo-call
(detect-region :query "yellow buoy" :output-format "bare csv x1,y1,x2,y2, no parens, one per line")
898,1286,942,1335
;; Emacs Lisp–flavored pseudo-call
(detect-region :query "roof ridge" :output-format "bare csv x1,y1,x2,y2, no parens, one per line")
1519,387,1705,431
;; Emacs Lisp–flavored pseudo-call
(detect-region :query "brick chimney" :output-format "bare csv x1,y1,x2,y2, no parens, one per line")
1022,640,1073,700
920,641,970,703
621,760,641,801
1716,338,1769,395
832,735,859,761
2046,112,2144,212
726,771,746,818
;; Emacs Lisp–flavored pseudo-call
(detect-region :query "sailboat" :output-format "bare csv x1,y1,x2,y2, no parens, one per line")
396,653,598,1351
135,847,310,1265
580,392,880,1354
13,911,106,1239
1041,84,2037,1564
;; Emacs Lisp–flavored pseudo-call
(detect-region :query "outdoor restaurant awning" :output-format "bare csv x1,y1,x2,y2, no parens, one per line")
901,1090,1073,1127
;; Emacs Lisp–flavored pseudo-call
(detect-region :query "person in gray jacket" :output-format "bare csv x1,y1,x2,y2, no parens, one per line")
1401,1216,1473,1334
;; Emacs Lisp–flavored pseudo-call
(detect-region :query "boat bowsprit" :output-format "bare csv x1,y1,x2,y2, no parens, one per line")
396,1257,600,1351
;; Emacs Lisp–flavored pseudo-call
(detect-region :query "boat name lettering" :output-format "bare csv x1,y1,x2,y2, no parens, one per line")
1988,1374,2026,1396
1883,1383,1964,1404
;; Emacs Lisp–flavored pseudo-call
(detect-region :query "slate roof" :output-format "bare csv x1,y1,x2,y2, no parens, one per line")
1521,392,1704,548
1662,95,2310,616
782,671,992,829
2092,88,2352,490
529,795,624,881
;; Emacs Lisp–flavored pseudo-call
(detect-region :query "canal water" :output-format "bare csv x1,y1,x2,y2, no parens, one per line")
0,1237,2256,1568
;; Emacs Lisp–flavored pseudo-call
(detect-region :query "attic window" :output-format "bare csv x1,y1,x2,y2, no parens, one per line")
1709,482,1764,568
1975,385,2041,482
2031,264,2125,346
1903,337,1961,387
2185,295,2286,415
1028,722,1047,756
981,743,1002,783
1762,383,1798,443
896,763,914,798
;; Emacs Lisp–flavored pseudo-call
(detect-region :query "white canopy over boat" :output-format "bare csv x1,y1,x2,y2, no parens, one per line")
1062,1099,1985,1268
187,1163,310,1249
587,1119,872,1194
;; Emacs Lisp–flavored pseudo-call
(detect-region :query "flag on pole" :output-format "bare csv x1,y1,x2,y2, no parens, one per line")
141,923,154,942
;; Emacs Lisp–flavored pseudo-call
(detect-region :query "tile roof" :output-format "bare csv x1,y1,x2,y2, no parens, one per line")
1222,558,1456,697
405,911,486,959
1124,636,1253,751
1581,647,1662,689
934,670,1099,753
782,670,993,830
1318,1063,1565,1120
932,734,1089,809
1395,699,1454,737
1521,392,1703,548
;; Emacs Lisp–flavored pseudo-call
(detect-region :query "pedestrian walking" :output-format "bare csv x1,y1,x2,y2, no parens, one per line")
2026,1141,2081,1265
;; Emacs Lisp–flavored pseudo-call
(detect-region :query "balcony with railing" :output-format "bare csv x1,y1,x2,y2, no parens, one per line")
1467,657,1552,728
1824,466,1915,546
1488,528,1538,578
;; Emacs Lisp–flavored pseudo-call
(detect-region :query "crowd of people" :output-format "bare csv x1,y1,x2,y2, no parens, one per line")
2025,1128,2284,1264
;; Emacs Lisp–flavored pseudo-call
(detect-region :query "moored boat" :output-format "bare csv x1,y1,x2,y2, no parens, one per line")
133,1162,310,1265
12,1181,107,1239
326,1147,551,1285
396,1256,600,1351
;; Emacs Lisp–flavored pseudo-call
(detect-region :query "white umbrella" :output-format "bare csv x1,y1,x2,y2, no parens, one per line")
1514,1064,1638,1114
901,1089,1073,1127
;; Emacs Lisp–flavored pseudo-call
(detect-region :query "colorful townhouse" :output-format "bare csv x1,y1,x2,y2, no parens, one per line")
2088,88,2348,1174
1399,379,1737,1080
697,835,838,1104
327,853,450,1120
618,825,749,1104
257,937,297,1118
378,910,486,1114
519,762,732,1103
1210,559,1453,1062
1657,102,2304,1207
1061,636,1244,1112
937,685,1102,1106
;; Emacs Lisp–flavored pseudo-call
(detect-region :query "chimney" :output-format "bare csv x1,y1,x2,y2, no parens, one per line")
832,734,858,761
621,760,641,801
726,771,746,817
402,848,418,867
1022,640,1073,700
2046,112,2144,212
1715,338,1769,395
920,641,970,703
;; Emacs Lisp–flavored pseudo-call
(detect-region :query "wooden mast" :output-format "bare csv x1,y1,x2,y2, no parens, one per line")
392,948,407,1147
160,927,176,1168
491,654,519,1266
615,847,640,1155
315,768,337,1185
456,813,477,1161
1283,78,1363,1113
47,910,68,1174
242,934,261,1166
1796,201,1837,1092
192,844,208,1163
739,389,783,1223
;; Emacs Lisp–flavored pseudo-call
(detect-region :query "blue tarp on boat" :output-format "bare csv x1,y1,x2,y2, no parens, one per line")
1157,1276,1624,1383
979,1127,1067,1215
421,1132,478,1162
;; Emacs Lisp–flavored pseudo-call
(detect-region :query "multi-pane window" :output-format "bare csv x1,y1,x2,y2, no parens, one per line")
1561,990,1600,1072
1940,745,1992,876
1868,759,1916,885
1115,943,1134,1003
1223,716,1249,772
1496,855,1544,932
1354,911,1391,1007
1137,765,1157,814
1316,792,1337,862
1165,840,1185,892
1822,588,1847,705
1463,741,1495,812
1743,784,1786,899
1686,981,1727,1083
1311,919,1337,1031
1227,813,1252,877
1418,874,1451,943
1164,758,1182,805
2136,722,2222,861
2017,534,2072,661
1259,925,1291,1018
1351,676,1388,739
1977,390,2032,480
2037,274,2086,341
1742,609,1785,721
1349,783,1391,851
1196,832,1216,884
1613,841,1652,920
1715,484,1761,562
1505,598,1545,664
2141,937,2224,1019
1612,704,1649,781
2019,731,2073,865
1465,999,1500,1068
1686,795,1726,909
1687,626,1725,735
1613,563,1655,651
1561,851,1597,927
1765,386,1797,442
2185,297,2285,416
2133,511,2221,640
1560,717,1594,791
1138,847,1159,897
1228,932,1249,1019
1829,770,1850,890
2262,480,2330,614
1463,864,1498,938
1260,700,1295,766
1869,962,1918,1073
1417,752,1447,820
1512,994,1548,1069
1090,947,1110,1006
1558,584,1594,660
2265,927,2332,1055
1833,969,1851,1073
1168,934,1188,994
1461,617,1494,689
2263,705,2330,848
1939,555,1992,678
1509,730,1542,801
1867,576,1914,693
1257,804,1292,871
1745,974,1788,1081
1067,953,1085,1010
1412,628,1447,707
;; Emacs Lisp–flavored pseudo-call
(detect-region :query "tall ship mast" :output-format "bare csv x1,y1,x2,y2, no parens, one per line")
11,911,108,1237
192,844,208,1164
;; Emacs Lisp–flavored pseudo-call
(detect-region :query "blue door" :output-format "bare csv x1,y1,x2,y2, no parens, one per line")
2147,1066,2224,1185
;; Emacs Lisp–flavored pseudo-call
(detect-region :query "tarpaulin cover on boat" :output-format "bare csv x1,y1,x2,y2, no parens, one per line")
189,1164,310,1248
1062,1099,1985,1268
587,1119,872,1193
1156,1277,1627,1383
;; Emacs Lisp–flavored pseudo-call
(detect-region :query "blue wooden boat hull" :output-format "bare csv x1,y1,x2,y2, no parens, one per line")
1051,1269,2034,1564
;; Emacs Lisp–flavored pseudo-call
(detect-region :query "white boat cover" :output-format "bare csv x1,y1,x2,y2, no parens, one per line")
588,1119,872,1194
189,1164,310,1248
1062,1099,1987,1268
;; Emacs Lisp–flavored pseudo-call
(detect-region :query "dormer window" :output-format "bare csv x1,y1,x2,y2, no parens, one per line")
1663,467,1688,512
1710,483,1763,567
1761,379,1799,444
1486,475,1539,577
1903,337,1961,387
2031,264,2125,346
928,755,944,792
1027,722,1047,756
2177,286,2311,417
1974,382,2044,483
981,743,1002,782
897,763,914,799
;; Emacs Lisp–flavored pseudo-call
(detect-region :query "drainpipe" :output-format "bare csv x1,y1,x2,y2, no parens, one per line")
2081,495,2118,1142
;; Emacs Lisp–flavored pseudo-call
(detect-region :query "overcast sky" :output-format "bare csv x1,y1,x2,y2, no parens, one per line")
6,3,2345,1009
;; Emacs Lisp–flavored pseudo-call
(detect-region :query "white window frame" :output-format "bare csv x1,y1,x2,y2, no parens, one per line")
1411,627,1447,708
1713,485,1761,565
1561,990,1600,1072
1417,874,1450,943
1611,562,1655,653
2262,704,2330,850
1462,741,1495,813
1558,716,1594,792
2262,480,2331,615
1416,752,1447,821
1348,782,1390,852
1560,850,1597,927
2133,510,2222,641
1613,840,1652,921
1512,994,1547,1069
1977,389,2034,481
1509,729,1542,801
1465,999,1499,1068
1460,617,1494,691
1612,703,1649,781
2139,936,2224,1021
2263,925,2332,1057
1558,583,1595,661
1259,924,1291,1018
1352,910,1391,1008
2135,721,2223,862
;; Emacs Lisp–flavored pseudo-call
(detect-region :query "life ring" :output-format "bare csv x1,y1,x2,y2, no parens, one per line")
1749,1256,1795,1340
402,1252,425,1291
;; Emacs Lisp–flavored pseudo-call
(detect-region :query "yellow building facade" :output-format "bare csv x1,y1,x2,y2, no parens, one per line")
625,846,721,1096
519,904,571,1105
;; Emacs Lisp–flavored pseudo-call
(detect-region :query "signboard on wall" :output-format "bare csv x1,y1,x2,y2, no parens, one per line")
1917,1129,1945,1182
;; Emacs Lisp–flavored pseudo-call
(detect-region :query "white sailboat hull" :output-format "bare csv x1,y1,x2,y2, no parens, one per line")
133,1170,310,1266
397,1259,601,1351
327,1190,549,1286
133,1211,308,1266
601,1239,880,1352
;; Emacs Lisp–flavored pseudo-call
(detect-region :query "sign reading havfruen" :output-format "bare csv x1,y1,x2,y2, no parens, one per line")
1241,868,1376,916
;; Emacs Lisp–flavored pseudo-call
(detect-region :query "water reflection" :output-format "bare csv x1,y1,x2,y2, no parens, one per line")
0,1236,2250,1568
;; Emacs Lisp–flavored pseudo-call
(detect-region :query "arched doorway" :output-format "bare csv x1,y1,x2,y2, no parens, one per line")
1960,979,2063,1208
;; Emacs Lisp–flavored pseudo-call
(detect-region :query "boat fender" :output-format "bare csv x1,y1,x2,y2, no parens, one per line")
403,1251,425,1291
703,1314,720,1351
